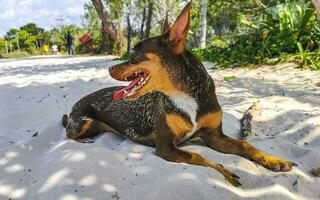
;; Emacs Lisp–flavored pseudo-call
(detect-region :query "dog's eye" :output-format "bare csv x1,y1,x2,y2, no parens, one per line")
129,51,142,64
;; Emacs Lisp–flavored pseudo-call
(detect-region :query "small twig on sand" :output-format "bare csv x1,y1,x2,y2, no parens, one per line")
311,167,320,177
240,102,260,139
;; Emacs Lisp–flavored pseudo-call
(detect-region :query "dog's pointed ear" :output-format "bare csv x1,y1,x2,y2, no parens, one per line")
162,13,170,34
166,1,192,54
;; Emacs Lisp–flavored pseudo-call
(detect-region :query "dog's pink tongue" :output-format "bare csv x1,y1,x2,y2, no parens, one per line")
113,78,140,101
113,89,125,101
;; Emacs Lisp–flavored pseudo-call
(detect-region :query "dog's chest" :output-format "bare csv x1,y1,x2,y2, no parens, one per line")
169,93,198,142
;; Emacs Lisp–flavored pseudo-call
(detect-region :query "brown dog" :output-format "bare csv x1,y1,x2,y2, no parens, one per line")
62,2,296,186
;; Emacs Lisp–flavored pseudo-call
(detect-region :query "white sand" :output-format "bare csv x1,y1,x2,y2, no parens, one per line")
0,56,319,200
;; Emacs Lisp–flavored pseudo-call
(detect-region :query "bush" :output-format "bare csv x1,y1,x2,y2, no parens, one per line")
194,0,320,69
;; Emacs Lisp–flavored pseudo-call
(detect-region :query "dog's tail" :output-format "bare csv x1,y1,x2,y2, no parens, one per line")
62,114,68,128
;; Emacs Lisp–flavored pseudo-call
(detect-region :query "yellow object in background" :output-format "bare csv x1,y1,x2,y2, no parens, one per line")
42,45,49,53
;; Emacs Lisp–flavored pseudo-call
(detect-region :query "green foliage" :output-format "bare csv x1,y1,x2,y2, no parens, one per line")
119,51,129,60
0,38,6,54
297,42,320,69
107,0,124,20
5,29,19,40
3,23,45,54
20,23,44,36
223,76,236,81
193,0,320,69
1,22,86,56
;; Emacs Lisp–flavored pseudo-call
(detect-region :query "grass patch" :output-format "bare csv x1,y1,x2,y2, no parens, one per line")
223,76,236,81
0,51,31,59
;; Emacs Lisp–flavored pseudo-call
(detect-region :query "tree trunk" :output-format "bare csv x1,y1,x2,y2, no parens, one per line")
312,0,320,22
126,14,132,56
145,1,153,38
100,21,109,53
140,7,146,39
91,0,122,54
115,22,123,52
199,0,207,49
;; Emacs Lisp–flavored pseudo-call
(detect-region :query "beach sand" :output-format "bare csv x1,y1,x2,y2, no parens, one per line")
0,56,319,200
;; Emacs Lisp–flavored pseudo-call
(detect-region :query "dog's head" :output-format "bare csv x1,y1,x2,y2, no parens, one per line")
109,2,198,101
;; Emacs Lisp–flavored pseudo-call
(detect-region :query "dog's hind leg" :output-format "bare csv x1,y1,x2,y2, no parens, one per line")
63,115,120,143
200,124,297,172
155,141,241,187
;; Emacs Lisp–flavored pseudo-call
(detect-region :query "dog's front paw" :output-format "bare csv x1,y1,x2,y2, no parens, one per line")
257,156,297,172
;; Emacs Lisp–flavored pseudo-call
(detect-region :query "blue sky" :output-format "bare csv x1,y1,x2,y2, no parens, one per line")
0,0,90,37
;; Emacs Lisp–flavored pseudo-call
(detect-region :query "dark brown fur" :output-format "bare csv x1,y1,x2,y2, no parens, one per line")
63,2,296,186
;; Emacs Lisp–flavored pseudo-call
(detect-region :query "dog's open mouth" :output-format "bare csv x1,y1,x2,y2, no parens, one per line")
113,69,150,100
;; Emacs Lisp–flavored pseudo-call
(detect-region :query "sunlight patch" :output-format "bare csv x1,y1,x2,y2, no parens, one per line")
128,152,142,159
102,184,117,193
131,145,146,153
0,158,8,166
79,175,97,186
5,151,19,158
133,166,152,175
179,172,198,180
209,179,306,200
98,160,109,168
10,187,27,198
291,168,314,182
39,167,70,193
5,164,24,173
0,184,27,199
69,151,87,162
59,194,78,200
0,184,11,196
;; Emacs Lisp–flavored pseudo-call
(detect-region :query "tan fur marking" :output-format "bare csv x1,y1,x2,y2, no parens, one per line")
124,53,180,100
66,119,94,139
79,119,93,134
166,113,193,138
197,110,222,129
145,53,161,62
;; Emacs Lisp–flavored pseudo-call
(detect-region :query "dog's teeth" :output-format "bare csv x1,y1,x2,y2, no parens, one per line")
141,77,149,85
127,89,136,97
